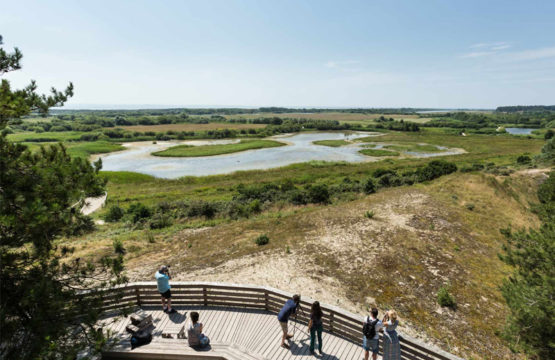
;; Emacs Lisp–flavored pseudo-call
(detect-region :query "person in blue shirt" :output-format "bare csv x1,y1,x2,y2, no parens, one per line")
277,294,300,349
155,265,176,314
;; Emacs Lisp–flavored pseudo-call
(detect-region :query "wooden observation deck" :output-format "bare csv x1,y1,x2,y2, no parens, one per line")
98,282,464,360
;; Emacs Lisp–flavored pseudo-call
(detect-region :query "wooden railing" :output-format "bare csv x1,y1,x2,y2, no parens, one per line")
98,282,464,360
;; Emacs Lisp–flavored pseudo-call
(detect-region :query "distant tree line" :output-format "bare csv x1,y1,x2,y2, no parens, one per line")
496,105,555,113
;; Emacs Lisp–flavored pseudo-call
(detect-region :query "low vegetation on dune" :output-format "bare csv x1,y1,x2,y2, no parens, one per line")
151,139,286,157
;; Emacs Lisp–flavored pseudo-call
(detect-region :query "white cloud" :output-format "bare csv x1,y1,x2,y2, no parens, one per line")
508,47,555,61
462,42,511,57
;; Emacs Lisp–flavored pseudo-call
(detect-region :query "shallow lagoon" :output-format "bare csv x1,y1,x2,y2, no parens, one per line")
505,128,535,135
97,132,463,178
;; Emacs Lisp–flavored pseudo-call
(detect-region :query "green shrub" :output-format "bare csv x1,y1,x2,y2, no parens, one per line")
363,178,376,194
104,205,124,222
113,239,126,255
466,203,475,211
146,230,155,243
254,234,269,246
365,210,375,219
437,285,456,308
149,213,173,229
516,155,531,164
307,184,330,204
127,202,152,223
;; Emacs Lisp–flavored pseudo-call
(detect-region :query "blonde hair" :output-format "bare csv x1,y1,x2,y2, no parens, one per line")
388,310,397,321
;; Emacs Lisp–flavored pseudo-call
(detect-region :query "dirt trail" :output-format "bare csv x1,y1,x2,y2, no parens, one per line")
80,192,107,215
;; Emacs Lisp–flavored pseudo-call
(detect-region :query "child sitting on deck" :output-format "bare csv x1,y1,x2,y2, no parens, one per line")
188,312,210,348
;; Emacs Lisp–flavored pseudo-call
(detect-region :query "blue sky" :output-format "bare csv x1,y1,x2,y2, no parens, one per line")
2,0,555,108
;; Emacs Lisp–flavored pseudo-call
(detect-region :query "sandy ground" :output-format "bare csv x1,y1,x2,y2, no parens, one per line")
80,192,107,215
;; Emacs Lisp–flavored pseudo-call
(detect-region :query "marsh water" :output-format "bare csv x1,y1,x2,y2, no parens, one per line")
97,132,464,178
505,128,535,135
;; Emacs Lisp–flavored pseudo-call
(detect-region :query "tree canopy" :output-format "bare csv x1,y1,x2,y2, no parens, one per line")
1,35,125,359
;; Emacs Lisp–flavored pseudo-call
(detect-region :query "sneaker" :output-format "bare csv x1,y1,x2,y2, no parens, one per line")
163,307,168,313
309,349,315,355
285,334,294,339
168,308,177,314
281,343,290,349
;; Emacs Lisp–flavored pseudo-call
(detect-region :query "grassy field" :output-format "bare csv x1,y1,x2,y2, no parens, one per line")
312,139,351,147
152,139,286,157
120,123,266,132
384,144,444,153
359,148,399,156
66,141,125,158
7,131,84,142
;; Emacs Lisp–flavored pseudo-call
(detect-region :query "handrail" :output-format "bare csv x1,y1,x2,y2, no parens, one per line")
96,281,464,360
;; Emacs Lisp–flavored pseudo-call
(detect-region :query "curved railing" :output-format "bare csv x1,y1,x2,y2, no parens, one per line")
98,282,464,360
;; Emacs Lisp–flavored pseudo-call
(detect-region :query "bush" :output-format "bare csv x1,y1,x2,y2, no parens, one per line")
378,173,402,187
437,285,456,308
113,239,126,255
465,203,475,211
254,234,269,246
127,203,152,223
415,160,457,182
363,178,376,194
544,129,554,140
104,205,124,222
365,210,375,219
149,213,173,229
516,155,531,164
307,184,330,204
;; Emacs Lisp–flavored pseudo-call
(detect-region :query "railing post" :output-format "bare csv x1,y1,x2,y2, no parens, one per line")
330,311,334,333
134,286,141,307
203,286,208,307
264,290,269,311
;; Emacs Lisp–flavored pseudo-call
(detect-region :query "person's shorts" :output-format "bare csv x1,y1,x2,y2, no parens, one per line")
362,337,379,354
160,289,171,299
279,321,288,334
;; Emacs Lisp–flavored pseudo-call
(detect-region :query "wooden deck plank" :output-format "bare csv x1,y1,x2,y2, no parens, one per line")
244,311,273,350
222,307,242,344
102,307,368,360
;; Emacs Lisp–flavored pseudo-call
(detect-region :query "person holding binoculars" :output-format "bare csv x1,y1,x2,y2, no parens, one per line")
155,265,176,314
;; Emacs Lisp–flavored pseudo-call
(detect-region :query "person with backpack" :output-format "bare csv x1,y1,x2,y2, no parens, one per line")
277,294,301,349
362,307,383,360
382,310,401,360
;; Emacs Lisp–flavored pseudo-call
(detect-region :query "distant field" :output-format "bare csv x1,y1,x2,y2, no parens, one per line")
66,141,125,158
152,139,285,157
7,131,84,142
224,112,433,123
120,123,266,132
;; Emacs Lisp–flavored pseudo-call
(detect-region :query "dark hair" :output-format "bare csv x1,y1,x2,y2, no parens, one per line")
191,311,199,323
371,307,378,318
311,301,322,319
293,294,301,303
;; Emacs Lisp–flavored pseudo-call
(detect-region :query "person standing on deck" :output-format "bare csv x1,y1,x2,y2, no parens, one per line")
362,307,383,360
308,301,324,355
155,265,176,314
277,294,301,349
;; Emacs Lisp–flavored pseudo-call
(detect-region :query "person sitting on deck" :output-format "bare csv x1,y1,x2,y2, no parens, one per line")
277,294,301,349
188,311,210,348
155,265,176,314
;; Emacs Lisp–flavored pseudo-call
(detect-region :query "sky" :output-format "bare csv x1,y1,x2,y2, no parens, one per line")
2,0,555,109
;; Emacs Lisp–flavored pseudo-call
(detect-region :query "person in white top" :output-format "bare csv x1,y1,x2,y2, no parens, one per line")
362,307,383,360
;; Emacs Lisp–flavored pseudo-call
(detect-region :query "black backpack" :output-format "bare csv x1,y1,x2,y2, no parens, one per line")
363,317,378,339
131,330,152,349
